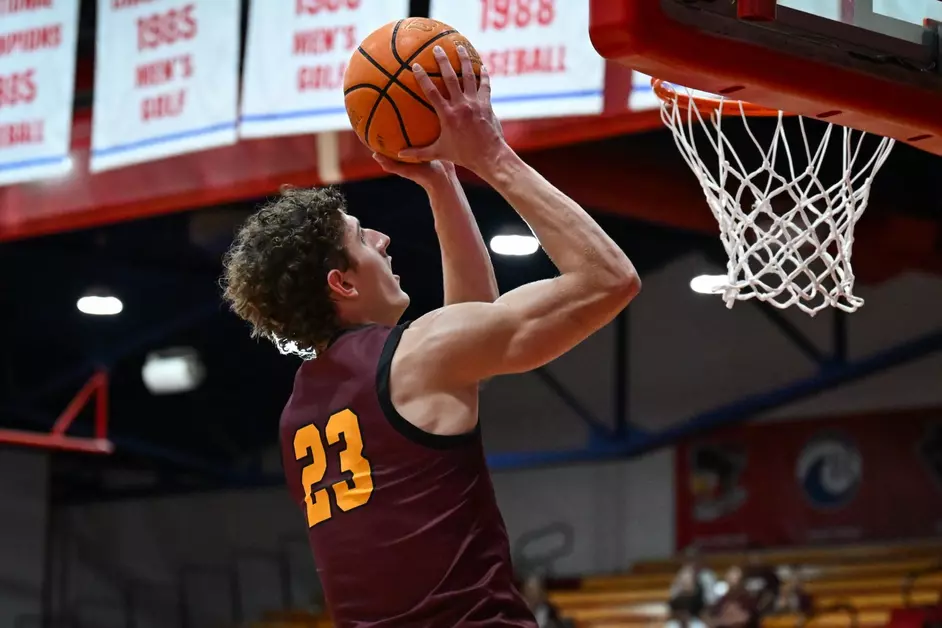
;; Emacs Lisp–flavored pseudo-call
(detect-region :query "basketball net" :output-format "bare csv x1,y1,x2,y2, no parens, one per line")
653,80,895,315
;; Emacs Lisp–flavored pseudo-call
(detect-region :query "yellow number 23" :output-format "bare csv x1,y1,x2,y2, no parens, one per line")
293,409,374,528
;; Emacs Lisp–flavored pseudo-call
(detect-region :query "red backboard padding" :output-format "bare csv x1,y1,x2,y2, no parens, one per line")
589,0,942,156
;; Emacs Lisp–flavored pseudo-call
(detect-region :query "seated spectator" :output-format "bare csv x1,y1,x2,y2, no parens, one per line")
741,553,781,617
667,548,718,628
705,567,760,628
774,567,813,617
521,574,568,628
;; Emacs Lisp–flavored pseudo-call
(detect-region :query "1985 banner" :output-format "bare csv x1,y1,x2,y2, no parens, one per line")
239,0,410,139
90,0,240,172
0,0,79,186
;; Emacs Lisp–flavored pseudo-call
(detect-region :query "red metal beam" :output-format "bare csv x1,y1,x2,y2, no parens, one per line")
0,371,113,455
0,430,114,454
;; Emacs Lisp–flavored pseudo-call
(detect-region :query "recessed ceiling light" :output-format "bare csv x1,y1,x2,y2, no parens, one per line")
77,294,123,316
689,274,727,295
489,234,539,256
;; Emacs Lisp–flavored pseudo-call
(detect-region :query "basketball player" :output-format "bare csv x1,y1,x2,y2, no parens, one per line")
222,46,640,627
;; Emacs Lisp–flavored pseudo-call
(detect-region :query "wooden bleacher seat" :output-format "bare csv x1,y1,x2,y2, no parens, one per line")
555,591,938,623
566,576,942,603
552,577,941,610
255,610,332,628
580,555,942,590
559,541,941,628
767,609,891,628
629,539,942,574
255,540,942,628
814,590,939,609
576,609,894,628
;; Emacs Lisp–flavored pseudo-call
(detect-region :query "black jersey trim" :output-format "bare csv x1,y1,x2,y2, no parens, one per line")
376,322,480,450
326,324,372,350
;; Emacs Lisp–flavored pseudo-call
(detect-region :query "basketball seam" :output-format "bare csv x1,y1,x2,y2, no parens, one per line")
346,84,413,149
388,97,412,149
360,26,458,153
390,19,406,67
359,19,407,151
356,46,435,114
343,83,380,96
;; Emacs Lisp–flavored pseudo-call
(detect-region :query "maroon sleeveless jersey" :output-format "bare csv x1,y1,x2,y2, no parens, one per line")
279,323,537,628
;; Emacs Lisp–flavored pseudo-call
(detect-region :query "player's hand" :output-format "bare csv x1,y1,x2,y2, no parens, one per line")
398,45,505,173
373,153,455,189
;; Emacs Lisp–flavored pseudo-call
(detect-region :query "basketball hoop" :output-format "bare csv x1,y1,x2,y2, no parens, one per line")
652,79,895,315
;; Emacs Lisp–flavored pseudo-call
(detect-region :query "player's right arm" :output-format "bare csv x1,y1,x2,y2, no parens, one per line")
396,46,640,385
401,146,639,384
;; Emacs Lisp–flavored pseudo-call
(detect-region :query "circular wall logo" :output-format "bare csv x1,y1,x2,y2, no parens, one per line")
796,435,862,509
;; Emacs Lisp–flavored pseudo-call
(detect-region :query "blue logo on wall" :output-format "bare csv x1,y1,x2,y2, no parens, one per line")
796,435,862,509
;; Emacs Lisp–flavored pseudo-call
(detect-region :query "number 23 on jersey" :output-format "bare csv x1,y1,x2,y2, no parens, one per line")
293,409,373,528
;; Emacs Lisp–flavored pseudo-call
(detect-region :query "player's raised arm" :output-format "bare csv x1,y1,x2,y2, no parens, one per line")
395,46,640,385
372,155,498,306
373,46,501,306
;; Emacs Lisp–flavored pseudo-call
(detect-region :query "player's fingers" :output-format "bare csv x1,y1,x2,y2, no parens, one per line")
478,65,492,105
457,45,476,95
438,159,456,175
411,63,447,111
372,153,403,173
398,143,439,162
433,45,462,99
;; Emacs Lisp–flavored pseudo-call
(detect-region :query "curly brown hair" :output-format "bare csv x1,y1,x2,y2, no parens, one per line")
222,186,353,354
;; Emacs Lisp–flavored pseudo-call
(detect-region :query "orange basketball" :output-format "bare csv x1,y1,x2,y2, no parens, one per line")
344,18,483,162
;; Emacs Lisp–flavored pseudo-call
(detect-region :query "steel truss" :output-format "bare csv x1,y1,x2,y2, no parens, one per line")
32,303,942,503
488,307,942,470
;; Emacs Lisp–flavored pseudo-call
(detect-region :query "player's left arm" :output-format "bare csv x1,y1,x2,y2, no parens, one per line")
374,156,499,305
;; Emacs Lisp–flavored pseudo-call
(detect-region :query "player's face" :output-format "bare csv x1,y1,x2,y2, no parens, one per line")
342,213,410,324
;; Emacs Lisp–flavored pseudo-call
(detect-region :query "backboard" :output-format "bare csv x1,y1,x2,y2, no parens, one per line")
590,0,942,155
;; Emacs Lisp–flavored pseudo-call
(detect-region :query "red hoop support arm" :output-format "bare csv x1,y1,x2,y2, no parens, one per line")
0,371,114,454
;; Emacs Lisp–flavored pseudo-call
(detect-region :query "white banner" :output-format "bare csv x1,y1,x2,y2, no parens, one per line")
430,0,604,121
90,0,241,173
0,0,78,186
779,0,841,21
873,0,942,25
240,0,410,139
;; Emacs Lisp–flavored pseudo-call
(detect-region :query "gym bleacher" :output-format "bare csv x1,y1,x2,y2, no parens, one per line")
253,539,942,628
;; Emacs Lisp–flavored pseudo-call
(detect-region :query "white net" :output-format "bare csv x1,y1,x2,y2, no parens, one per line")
656,82,895,315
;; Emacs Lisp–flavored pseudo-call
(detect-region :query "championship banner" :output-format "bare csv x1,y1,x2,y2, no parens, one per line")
90,0,241,173
873,0,942,25
239,0,410,139
430,0,604,121
779,0,840,20
676,409,942,550
0,0,79,186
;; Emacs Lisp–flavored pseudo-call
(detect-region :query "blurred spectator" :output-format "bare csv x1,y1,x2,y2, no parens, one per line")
741,553,781,617
667,548,718,628
774,567,813,617
521,574,568,628
705,567,760,628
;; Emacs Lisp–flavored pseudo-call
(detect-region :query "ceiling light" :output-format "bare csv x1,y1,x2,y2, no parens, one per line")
142,348,205,395
489,234,539,256
77,294,123,316
689,274,728,295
